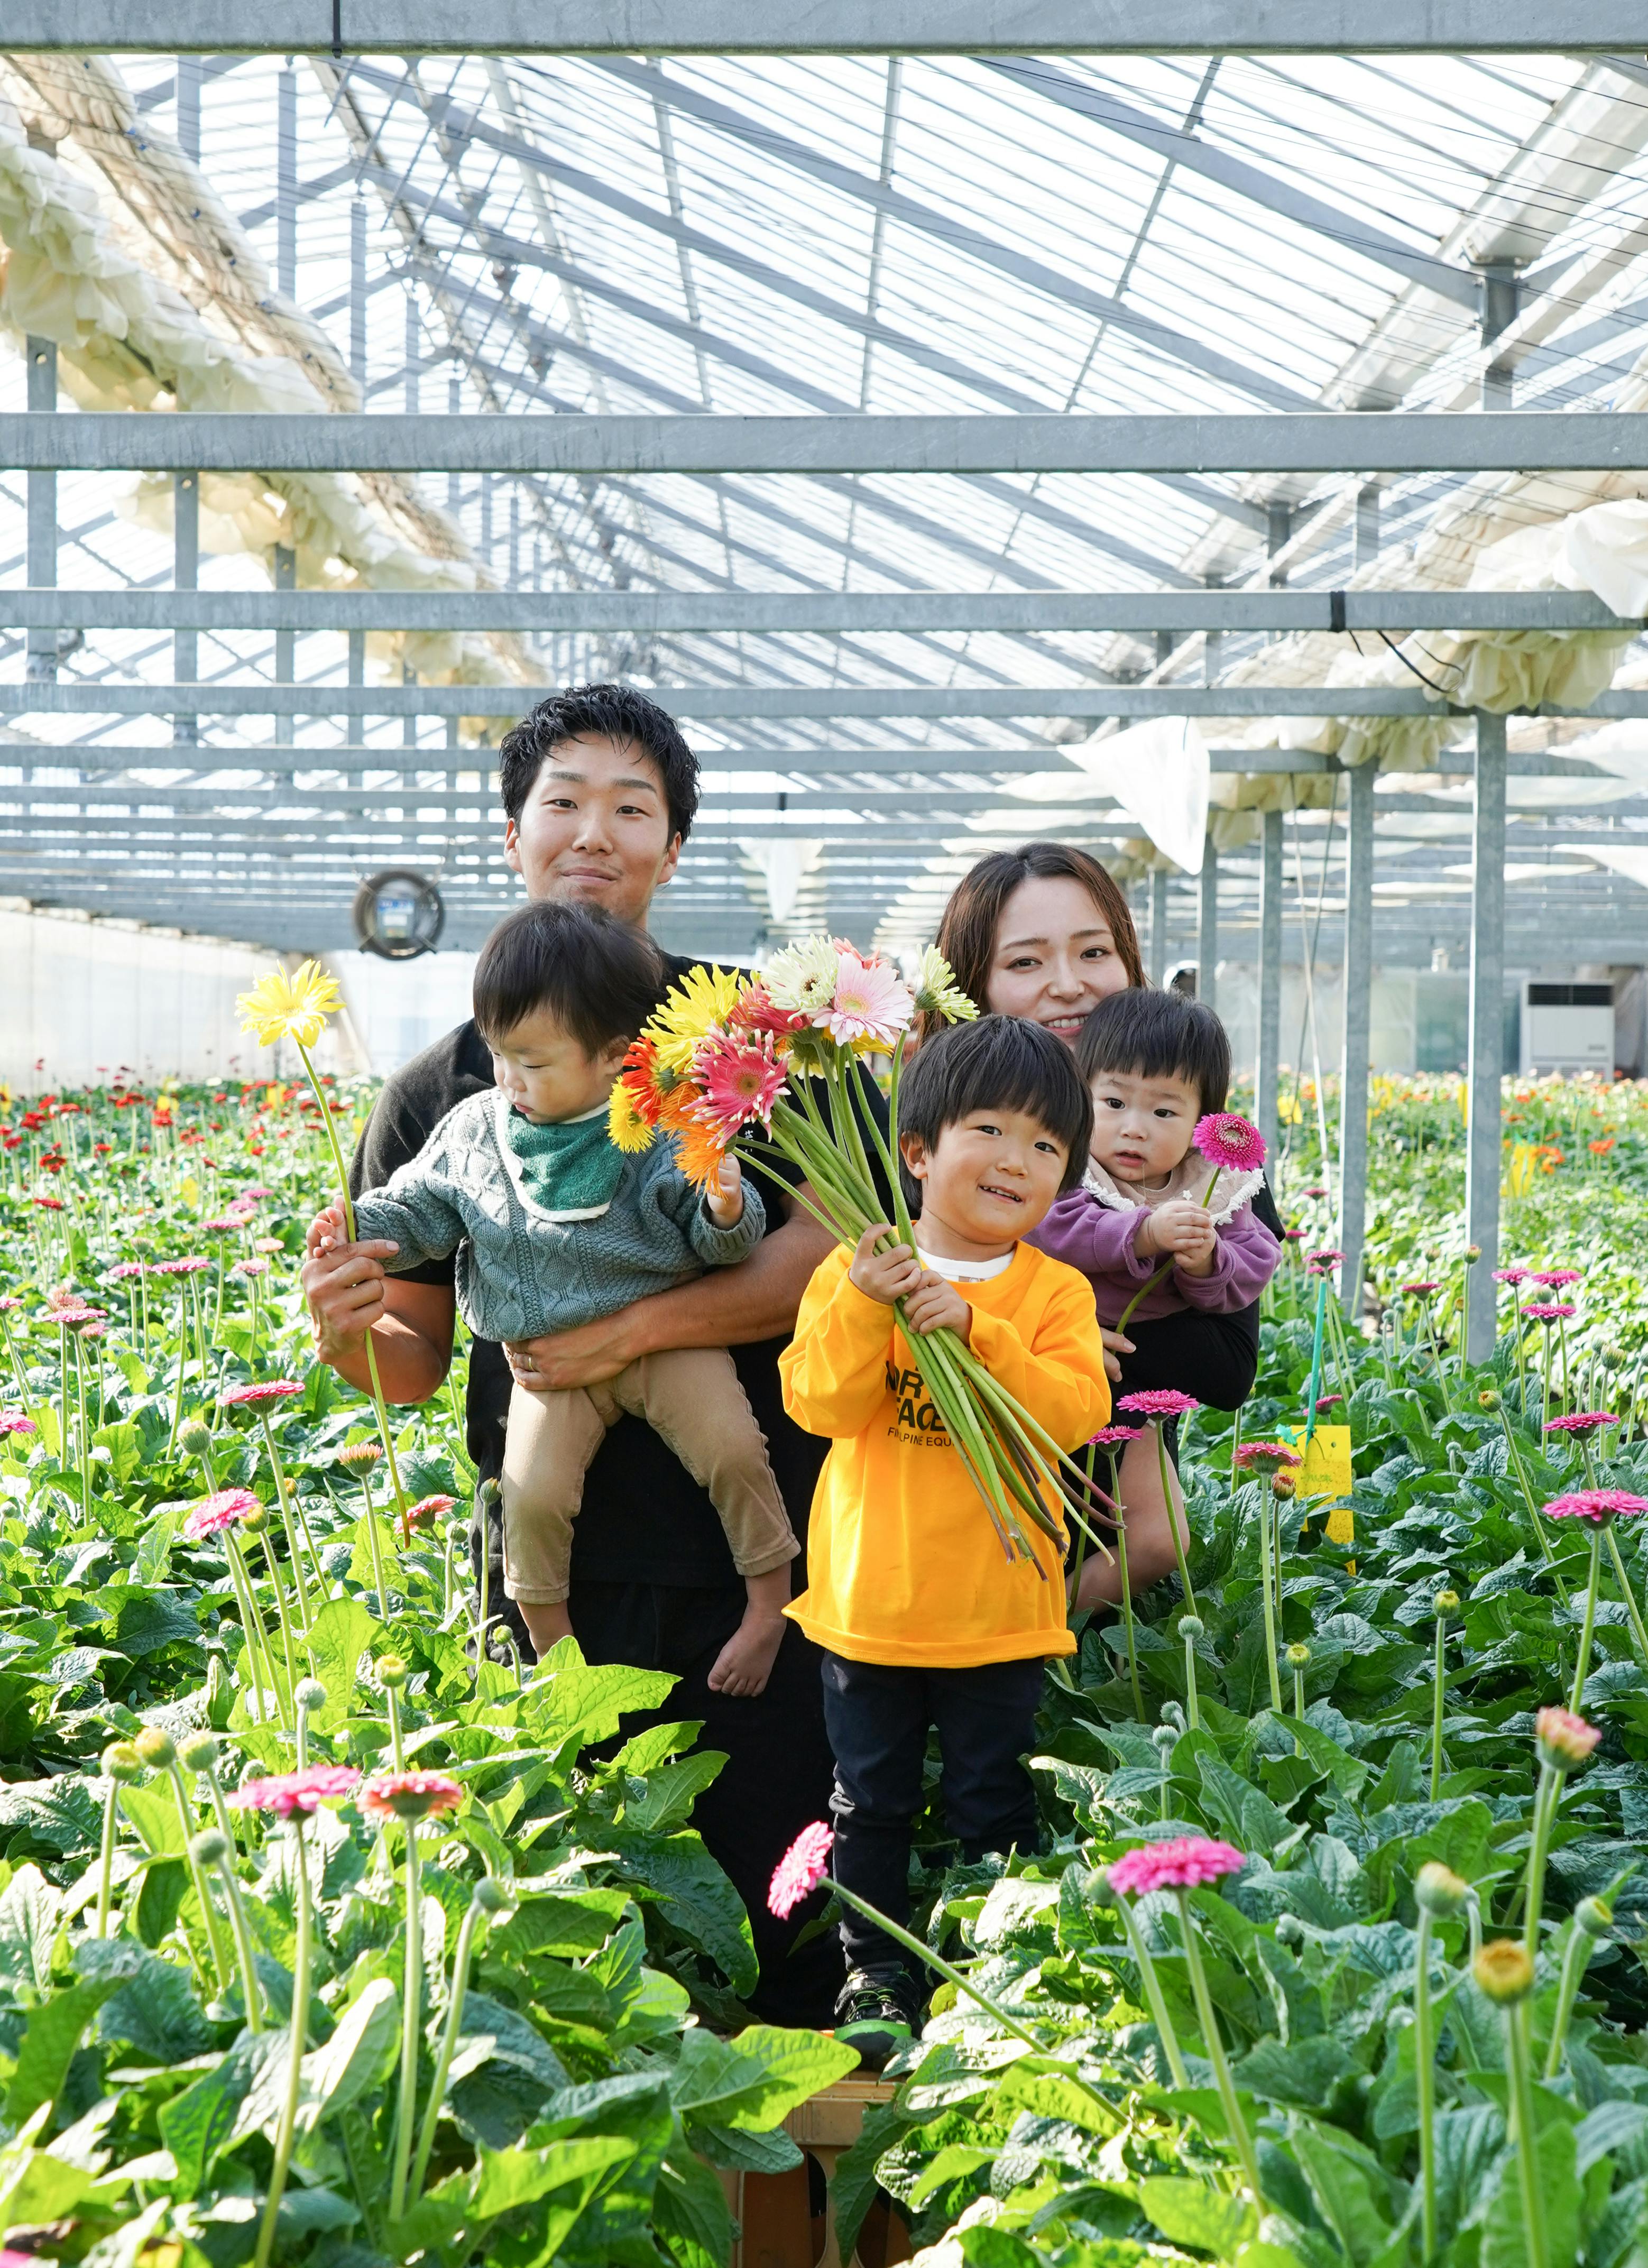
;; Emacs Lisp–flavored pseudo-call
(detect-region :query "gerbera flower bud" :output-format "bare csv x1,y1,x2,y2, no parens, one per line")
375,1654,408,1690
473,1875,514,1915
1474,1940,1534,2004
190,1828,231,1868
1285,1642,1312,1667
1179,1614,1204,1640
1535,1704,1601,1772
294,1679,328,1713
337,1441,382,1471
1152,1724,1177,1755
1576,1896,1613,1939
1415,1861,1468,1917
1275,1914,1305,1948
103,1741,144,1784
1434,1590,1460,1615
178,1731,219,1772
178,1418,214,1458
134,1727,177,1771
1271,1472,1297,1499
1478,1388,1501,1410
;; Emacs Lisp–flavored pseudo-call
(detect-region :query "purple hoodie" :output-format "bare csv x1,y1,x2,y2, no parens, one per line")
1030,1173,1281,1331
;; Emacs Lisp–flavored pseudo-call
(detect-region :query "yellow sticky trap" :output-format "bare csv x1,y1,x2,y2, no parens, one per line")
1298,1424,1352,1502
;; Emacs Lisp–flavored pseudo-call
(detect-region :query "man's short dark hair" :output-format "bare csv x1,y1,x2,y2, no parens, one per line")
472,899,666,1057
898,1015,1093,1206
1074,988,1231,1118
498,682,701,844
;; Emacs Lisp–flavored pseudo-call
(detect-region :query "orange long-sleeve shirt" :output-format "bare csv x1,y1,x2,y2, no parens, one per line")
779,1242,1111,1667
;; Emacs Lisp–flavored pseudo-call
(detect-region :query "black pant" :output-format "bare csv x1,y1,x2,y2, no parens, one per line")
572,1581,843,2029
820,1651,1046,1978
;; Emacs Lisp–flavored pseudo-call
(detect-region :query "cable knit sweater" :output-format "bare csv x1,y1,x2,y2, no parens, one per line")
1029,1153,1279,1330
350,1089,765,1344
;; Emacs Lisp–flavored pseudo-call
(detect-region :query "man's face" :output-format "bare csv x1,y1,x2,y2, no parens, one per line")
503,732,681,926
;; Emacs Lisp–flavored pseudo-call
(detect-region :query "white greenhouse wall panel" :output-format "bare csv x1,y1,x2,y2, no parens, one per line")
333,953,480,1076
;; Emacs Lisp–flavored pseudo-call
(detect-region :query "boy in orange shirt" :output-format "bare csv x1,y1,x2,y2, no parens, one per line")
779,1016,1111,2064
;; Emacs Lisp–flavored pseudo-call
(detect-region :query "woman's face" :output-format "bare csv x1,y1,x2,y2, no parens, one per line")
983,874,1132,1043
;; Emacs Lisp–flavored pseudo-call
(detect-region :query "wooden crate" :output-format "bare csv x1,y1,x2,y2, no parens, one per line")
716,2076,913,2268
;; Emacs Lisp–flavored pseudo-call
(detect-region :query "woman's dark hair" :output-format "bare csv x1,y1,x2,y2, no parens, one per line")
472,900,666,1056
923,842,1146,1044
498,682,701,844
897,1015,1093,1209
1073,987,1231,1118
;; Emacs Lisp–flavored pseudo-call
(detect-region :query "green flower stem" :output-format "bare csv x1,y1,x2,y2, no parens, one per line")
1255,1474,1282,1714
1293,1661,1307,1719
294,1039,410,1538
1415,1910,1439,2263
474,1539,490,1694
254,1812,312,2268
1430,1613,1449,1801
225,1532,285,1728
73,1334,91,1524
1603,1524,1648,1673
1570,1527,1604,1713
1500,1416,1568,1605
1070,1445,1094,1628
168,1765,233,1990
1523,1762,1560,1956
390,1824,425,2221
165,1296,188,1458
409,1891,491,2197
1156,1421,1198,1616
1111,1887,1191,2088
95,1774,121,1939
1544,1922,1598,2080
1505,2002,1549,2268
258,1528,302,1707
205,1842,264,2035
387,1686,406,1772
1182,1624,1202,1732
360,1478,390,1618
1174,1888,1264,2202
831,1879,1047,2054
1109,1450,1144,1721
257,1415,315,1638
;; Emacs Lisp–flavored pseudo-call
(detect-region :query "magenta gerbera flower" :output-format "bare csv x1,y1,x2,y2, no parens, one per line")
1117,1389,1201,1419
1300,1185,1329,1199
1234,1441,1303,1474
183,1488,261,1539
1306,1248,1344,1273
152,1257,211,1277
104,1261,149,1281
693,1032,788,1138
1542,1489,1648,1525
220,1380,301,1411
358,1769,463,1822
1532,1269,1583,1289
1106,1836,1246,1897
1088,1425,1144,1446
232,1764,361,1818
1522,1303,1576,1323
1191,1112,1266,1175
768,1820,834,1917
1401,1281,1440,1296
1493,1266,1528,1285
404,1493,457,1532
0,1414,36,1437
1544,1413,1617,1438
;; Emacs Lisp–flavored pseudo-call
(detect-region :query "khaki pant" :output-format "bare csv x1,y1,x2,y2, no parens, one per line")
500,1347,798,1605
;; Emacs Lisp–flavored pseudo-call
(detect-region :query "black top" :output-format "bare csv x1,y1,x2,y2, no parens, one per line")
349,954,828,1590
1110,1176,1285,1412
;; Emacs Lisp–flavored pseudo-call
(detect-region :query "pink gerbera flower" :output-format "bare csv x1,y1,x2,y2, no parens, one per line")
220,1380,301,1411
1117,1389,1201,1419
1088,1425,1144,1447
824,952,914,1049
0,1414,36,1437
1300,1185,1329,1199
1493,1266,1528,1285
153,1257,211,1277
1544,1413,1616,1437
1306,1249,1344,1273
233,1258,269,1278
1234,1441,1303,1475
1191,1112,1266,1175
768,1819,834,1917
1401,1281,1440,1296
1532,1269,1583,1289
1522,1303,1576,1323
183,1488,261,1539
693,1032,788,1138
1316,1394,1343,1413
1535,1705,1601,1770
1542,1488,1648,1524
105,1261,149,1281
404,1493,457,1532
232,1764,361,1818
729,983,812,1039
1106,1836,1246,1897
358,1769,463,1822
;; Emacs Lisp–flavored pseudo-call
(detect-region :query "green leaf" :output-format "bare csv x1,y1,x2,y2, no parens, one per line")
1274,1712,1370,1799
990,2064,1118,2136
908,2144,999,2206
119,1782,187,1858
7,1973,123,2123
611,1721,705,1775
1235,2036,1356,2110
81,1939,213,2063
1289,2121,1400,2267
1481,2112,1580,2268
299,1974,399,2128
0,1863,61,1989
135,1857,188,1948
1140,2175,1260,2254
619,1751,727,1837
130,1506,183,1589
528,1655,677,1747
159,2034,263,2193
306,1596,379,1729
466,2135,637,2268
652,2143,734,2268
494,1885,632,1961
670,2023,857,2131
956,2229,1040,2267
601,1828,758,1996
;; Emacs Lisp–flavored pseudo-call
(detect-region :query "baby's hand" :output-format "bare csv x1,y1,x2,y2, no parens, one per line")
307,1200,351,1257
1145,1199,1216,1266
902,1269,972,1342
849,1223,923,1306
705,1154,744,1227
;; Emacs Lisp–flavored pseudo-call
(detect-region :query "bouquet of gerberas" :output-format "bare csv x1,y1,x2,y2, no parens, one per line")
608,937,1105,1570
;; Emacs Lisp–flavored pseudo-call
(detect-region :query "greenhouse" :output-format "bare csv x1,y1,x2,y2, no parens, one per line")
6,9,1648,2266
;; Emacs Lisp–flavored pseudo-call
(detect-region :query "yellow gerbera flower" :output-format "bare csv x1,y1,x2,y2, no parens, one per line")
236,960,343,1051
607,1080,656,1155
647,964,747,1073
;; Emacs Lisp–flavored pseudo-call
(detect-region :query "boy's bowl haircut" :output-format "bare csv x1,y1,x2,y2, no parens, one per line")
1073,988,1231,1119
898,1015,1093,1210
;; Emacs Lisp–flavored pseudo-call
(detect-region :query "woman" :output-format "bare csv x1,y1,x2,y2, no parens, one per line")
928,841,1283,1600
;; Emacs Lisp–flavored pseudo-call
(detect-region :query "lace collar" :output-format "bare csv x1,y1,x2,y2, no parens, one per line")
1080,1151,1264,1228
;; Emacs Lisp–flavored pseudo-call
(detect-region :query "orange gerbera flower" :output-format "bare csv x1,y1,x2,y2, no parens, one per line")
671,1115,731,1192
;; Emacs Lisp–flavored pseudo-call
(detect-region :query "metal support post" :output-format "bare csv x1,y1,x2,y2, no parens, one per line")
1148,866,1168,984
1267,501,1291,589
1354,483,1379,571
1338,760,1375,1318
176,54,200,163
1197,832,1218,1013
24,335,57,683
482,473,494,565
273,542,294,747
173,472,198,746
277,62,297,300
447,375,461,513
1465,711,1507,1361
1479,263,1517,412
350,197,367,386
406,292,421,413
1256,806,1283,1170
510,485,521,587
403,658,417,749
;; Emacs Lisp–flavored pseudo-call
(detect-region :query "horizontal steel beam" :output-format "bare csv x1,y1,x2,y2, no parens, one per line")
4,4,1638,53
4,588,1642,634
11,683,1648,720
6,413,1648,478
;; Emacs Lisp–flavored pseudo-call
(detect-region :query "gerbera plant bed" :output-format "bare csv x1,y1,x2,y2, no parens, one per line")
8,1040,1648,2264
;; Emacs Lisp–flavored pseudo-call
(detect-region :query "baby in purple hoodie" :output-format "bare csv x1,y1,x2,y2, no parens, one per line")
1031,988,1279,1333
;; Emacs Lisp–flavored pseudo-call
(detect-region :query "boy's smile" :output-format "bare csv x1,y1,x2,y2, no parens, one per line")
901,1108,1070,1261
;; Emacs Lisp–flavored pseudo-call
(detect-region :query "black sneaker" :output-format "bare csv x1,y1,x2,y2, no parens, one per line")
833,1967,923,2071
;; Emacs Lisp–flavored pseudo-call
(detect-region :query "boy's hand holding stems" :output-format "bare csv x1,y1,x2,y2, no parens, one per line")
849,1225,973,1343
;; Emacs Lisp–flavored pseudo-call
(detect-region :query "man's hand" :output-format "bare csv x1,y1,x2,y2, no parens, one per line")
503,1308,645,1394
902,1269,972,1342
848,1223,923,1306
302,1211,402,1359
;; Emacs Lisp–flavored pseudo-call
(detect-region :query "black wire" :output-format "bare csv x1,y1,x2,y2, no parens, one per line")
1377,629,1458,700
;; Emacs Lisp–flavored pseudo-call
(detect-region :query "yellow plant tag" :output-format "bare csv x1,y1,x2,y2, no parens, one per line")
1506,1141,1538,1197
179,1174,200,1209
265,1083,287,1110
1298,1424,1352,1501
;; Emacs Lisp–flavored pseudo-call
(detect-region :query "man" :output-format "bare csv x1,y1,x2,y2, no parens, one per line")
301,683,841,2025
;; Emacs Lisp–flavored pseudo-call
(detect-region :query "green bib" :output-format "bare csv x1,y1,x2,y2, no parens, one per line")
503,1103,628,1215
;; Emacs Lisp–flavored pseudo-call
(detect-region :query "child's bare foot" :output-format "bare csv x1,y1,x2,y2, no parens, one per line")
520,1599,573,1660
708,1607,786,1698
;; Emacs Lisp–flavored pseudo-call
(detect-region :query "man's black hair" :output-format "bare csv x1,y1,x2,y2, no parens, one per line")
898,1014,1093,1206
498,681,701,844
472,899,666,1057
1074,987,1231,1118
